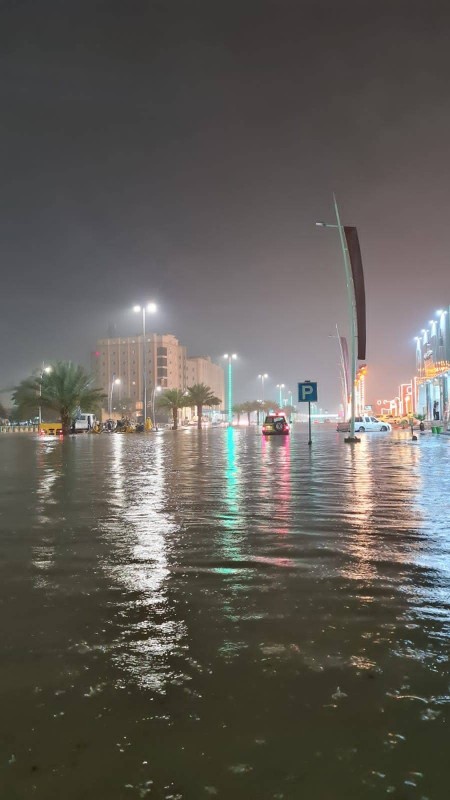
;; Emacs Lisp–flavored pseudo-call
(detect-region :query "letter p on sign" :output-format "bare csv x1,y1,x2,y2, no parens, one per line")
298,381,318,403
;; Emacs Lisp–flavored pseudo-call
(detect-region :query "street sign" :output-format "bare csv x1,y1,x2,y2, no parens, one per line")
298,381,318,446
298,381,318,403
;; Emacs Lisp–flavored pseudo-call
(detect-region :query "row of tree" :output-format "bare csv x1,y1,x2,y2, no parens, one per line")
232,401,296,425
156,386,220,429
4,362,295,434
7,362,222,433
11,362,106,433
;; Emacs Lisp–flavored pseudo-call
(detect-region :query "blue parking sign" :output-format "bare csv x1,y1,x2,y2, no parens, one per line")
298,381,318,403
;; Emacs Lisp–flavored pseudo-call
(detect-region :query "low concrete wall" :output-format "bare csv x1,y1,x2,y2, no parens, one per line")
0,425,39,433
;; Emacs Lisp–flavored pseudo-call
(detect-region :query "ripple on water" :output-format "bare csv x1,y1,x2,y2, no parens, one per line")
1,429,450,798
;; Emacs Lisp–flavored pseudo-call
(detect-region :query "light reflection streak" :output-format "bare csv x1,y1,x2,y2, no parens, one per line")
32,441,64,586
410,439,450,619
101,435,187,691
260,435,292,539
273,435,291,536
218,426,244,564
339,437,378,583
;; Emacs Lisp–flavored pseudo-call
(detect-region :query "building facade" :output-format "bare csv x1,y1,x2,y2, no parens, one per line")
414,305,450,420
93,335,224,418
93,333,187,415
186,356,224,404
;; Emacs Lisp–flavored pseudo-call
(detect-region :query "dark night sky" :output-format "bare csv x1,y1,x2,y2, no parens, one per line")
2,0,450,408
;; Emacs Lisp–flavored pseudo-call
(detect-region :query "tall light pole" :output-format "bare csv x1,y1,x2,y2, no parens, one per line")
258,373,268,403
38,364,52,425
133,302,157,427
316,195,358,442
223,354,237,426
152,385,162,430
276,383,285,408
109,375,121,417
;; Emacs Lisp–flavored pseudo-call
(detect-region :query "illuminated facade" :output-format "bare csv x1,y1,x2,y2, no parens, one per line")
414,306,450,420
355,364,367,415
374,384,412,417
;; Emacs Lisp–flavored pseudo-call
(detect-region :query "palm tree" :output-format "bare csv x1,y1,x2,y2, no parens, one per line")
251,400,264,425
12,361,106,435
186,383,221,429
233,403,244,425
241,400,254,426
157,388,189,430
262,400,277,415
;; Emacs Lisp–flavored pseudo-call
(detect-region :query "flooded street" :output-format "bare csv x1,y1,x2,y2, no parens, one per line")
1,427,450,799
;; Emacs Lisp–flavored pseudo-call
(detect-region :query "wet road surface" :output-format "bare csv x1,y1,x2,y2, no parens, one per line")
1,427,450,799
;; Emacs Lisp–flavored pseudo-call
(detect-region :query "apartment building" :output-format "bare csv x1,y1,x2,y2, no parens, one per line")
93,337,224,416
186,356,224,404
93,333,187,413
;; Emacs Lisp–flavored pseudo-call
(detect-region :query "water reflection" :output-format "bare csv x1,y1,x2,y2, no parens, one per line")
32,441,66,587
411,437,450,619
221,427,241,548
340,437,378,583
99,435,187,691
3,429,450,799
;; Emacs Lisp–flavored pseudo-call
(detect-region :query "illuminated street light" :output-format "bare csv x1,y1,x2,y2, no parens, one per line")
276,383,285,408
223,354,237,426
108,374,121,417
38,364,52,425
316,199,359,442
133,302,158,427
258,373,268,403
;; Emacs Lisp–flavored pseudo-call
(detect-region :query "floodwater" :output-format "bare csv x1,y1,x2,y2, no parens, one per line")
1,427,450,799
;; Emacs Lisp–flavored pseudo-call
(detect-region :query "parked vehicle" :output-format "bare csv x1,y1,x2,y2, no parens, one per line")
39,412,97,435
38,422,63,436
337,415,392,433
73,413,96,432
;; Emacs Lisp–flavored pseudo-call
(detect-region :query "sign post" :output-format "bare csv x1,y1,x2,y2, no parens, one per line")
298,381,318,447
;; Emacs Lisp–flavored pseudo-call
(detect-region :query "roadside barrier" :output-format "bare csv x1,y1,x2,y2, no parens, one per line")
0,424,39,433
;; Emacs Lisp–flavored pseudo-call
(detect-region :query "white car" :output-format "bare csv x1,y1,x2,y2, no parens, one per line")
337,415,392,433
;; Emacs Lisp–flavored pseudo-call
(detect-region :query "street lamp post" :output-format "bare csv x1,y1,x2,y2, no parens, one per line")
223,354,237,426
258,373,268,403
152,385,162,430
133,302,157,428
276,383,285,408
38,363,52,425
316,195,359,443
109,375,121,417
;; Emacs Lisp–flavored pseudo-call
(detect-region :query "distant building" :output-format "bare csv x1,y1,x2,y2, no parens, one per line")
414,305,450,420
186,356,224,403
93,333,187,414
93,335,224,417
